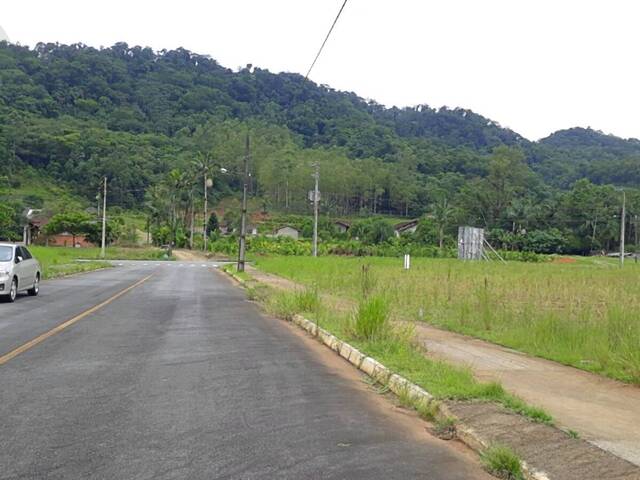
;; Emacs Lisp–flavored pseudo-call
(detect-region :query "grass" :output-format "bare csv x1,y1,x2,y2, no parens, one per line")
263,287,552,424
480,444,524,480
255,255,640,384
30,246,171,279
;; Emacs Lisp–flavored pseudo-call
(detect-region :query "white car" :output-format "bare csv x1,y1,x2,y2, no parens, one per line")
0,243,41,303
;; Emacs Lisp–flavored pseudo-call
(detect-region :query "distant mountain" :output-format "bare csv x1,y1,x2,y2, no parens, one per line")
540,127,640,154
2,41,640,209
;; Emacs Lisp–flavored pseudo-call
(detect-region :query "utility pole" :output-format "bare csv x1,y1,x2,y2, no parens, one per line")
101,176,107,259
312,162,320,257
189,190,195,250
203,169,209,252
237,134,250,272
620,189,626,267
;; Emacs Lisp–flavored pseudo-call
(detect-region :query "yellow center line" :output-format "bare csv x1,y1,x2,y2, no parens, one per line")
0,274,153,366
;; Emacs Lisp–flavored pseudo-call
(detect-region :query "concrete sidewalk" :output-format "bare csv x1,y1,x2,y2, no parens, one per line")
414,324,640,466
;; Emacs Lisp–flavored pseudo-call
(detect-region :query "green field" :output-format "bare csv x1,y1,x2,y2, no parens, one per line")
30,246,171,279
255,255,640,384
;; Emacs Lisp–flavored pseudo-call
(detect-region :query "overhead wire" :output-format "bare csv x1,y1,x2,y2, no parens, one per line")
304,0,349,81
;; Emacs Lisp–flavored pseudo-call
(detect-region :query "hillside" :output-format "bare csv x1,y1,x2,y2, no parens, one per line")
1,41,640,253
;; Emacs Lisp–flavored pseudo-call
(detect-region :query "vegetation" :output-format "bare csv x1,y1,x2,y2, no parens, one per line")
255,255,640,384
2,42,640,256
480,445,524,480
30,246,171,279
29,246,109,279
257,265,551,423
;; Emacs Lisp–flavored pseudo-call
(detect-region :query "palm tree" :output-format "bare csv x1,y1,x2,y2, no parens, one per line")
431,197,455,249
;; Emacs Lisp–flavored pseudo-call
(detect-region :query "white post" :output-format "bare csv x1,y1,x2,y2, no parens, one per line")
403,253,411,270
620,190,626,267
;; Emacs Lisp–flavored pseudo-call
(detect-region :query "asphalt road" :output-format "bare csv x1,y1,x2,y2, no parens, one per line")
0,261,491,479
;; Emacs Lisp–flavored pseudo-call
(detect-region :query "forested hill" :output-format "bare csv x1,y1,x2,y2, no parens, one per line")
2,41,640,253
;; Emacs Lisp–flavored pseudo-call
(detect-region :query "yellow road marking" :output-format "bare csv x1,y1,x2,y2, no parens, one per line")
0,274,153,366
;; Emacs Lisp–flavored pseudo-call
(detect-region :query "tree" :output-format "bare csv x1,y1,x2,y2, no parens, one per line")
43,211,93,246
0,204,20,241
431,198,456,248
350,218,394,245
206,212,219,237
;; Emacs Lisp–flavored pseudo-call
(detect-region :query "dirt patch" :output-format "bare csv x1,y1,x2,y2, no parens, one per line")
552,256,577,264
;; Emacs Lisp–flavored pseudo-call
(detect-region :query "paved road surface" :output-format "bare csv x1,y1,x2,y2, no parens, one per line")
1,261,490,479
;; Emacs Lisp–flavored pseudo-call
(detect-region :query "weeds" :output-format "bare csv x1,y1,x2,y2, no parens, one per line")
433,416,457,440
480,444,524,480
567,429,580,439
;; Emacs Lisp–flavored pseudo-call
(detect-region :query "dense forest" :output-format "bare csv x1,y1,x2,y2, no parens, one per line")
2,41,640,254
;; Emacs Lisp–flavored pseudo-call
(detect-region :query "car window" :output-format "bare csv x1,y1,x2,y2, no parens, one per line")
0,246,12,262
21,247,33,260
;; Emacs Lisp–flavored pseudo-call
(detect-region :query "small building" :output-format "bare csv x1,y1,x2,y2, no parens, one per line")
48,233,95,248
394,219,419,237
334,220,351,234
274,225,300,240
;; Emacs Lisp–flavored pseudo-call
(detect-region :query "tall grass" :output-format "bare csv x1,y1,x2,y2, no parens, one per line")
353,296,390,340
264,273,552,423
255,255,640,384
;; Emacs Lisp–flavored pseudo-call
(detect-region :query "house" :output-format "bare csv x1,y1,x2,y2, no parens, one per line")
274,225,300,240
394,219,419,237
48,233,94,248
334,220,351,234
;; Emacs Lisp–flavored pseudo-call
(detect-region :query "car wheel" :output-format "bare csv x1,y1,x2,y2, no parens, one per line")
28,274,40,296
3,278,18,303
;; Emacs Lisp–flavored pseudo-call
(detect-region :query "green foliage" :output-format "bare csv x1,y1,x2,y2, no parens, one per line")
0,203,21,241
350,218,395,244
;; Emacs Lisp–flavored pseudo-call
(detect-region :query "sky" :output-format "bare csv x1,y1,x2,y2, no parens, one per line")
2,0,640,141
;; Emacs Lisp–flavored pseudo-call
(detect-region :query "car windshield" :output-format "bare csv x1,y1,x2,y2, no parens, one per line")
0,246,13,262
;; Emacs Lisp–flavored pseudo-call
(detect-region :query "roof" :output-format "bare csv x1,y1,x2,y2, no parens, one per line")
275,225,299,232
334,220,351,227
394,219,419,231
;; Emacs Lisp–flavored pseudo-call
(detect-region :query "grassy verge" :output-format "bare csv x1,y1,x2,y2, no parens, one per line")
255,255,640,384
30,246,171,279
229,264,551,424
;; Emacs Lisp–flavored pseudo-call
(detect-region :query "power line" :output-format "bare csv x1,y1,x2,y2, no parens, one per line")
304,0,348,81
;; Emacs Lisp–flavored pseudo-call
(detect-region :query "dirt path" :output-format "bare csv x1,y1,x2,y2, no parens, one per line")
414,324,640,466
173,249,209,261
248,265,640,468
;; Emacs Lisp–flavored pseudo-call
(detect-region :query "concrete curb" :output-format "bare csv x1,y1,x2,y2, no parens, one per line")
225,268,549,480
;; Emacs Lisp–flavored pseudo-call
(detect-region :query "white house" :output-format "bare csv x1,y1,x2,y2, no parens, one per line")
334,220,351,234
274,225,300,240
394,219,419,237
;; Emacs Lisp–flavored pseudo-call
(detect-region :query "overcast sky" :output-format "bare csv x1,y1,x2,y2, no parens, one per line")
3,0,639,140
